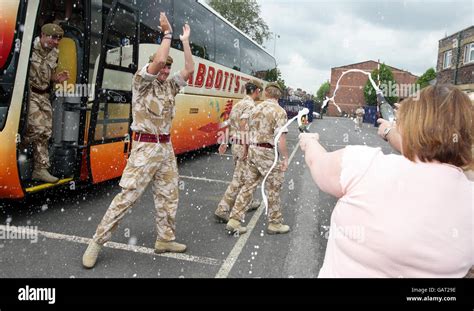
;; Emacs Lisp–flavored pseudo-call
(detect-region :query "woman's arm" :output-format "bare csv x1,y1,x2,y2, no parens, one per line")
299,133,344,198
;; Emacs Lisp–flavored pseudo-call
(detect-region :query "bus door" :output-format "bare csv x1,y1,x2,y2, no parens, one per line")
88,0,139,183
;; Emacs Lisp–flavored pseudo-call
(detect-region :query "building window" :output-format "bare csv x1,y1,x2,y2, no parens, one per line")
442,50,452,69
464,43,474,64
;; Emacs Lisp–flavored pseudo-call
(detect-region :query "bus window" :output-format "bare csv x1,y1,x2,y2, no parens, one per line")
104,9,136,69
0,0,21,131
255,49,276,81
215,18,241,71
241,36,259,77
173,0,215,61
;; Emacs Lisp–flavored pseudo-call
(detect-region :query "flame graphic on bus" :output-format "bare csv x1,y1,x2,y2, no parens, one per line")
197,99,233,133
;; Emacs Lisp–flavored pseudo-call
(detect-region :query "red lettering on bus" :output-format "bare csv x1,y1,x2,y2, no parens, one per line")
214,69,223,90
228,73,235,92
222,71,229,91
240,77,249,93
234,75,240,93
205,66,216,89
187,73,194,86
194,63,207,88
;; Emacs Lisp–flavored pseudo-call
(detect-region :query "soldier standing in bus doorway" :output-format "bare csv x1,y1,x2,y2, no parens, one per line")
214,80,264,224
226,82,290,235
22,23,70,183
82,13,195,269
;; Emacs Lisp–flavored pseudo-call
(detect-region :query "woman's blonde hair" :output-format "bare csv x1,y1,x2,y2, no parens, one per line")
397,84,473,168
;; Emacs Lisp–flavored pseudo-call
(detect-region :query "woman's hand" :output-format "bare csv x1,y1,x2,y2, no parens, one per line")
299,133,320,152
377,119,394,140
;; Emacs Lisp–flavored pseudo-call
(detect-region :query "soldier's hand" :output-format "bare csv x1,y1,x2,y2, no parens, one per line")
218,144,227,155
241,150,248,162
180,24,191,43
55,70,70,83
160,12,172,33
280,158,289,172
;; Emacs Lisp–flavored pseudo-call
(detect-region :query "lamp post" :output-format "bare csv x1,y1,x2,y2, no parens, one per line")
273,33,280,57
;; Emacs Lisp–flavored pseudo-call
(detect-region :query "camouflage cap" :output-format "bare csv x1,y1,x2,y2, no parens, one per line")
246,79,263,90
265,82,282,92
149,53,173,66
41,23,64,37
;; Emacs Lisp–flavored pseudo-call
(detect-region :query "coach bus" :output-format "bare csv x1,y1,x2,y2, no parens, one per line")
0,0,277,199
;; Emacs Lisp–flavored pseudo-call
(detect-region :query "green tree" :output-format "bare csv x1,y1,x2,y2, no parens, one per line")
416,68,436,90
265,67,286,93
208,0,271,45
364,64,398,106
316,81,330,102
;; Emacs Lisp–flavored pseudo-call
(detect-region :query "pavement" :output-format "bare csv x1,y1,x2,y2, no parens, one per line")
0,117,396,278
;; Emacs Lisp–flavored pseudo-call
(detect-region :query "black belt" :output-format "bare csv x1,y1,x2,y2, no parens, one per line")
253,143,274,149
31,85,51,95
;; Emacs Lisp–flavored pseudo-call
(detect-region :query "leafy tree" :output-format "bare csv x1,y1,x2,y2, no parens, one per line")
363,64,398,106
265,67,286,92
316,81,330,102
416,68,436,90
208,0,271,45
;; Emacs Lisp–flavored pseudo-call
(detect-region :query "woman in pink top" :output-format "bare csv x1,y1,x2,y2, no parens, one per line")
299,85,473,278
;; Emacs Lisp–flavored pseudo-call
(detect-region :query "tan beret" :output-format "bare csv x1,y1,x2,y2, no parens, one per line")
265,82,282,92
246,79,263,90
41,23,64,37
149,53,173,66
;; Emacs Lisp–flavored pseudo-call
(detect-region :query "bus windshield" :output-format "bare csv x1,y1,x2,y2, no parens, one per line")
0,0,22,130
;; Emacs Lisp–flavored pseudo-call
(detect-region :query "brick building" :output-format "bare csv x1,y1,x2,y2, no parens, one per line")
437,25,474,92
327,60,418,116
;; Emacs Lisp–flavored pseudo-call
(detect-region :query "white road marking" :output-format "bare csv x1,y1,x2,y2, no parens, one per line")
0,225,221,266
215,141,301,278
180,175,230,184
288,140,300,164
211,153,233,157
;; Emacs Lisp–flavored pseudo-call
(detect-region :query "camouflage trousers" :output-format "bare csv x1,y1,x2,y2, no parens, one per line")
355,116,363,130
23,92,52,170
229,146,285,224
215,144,254,217
93,141,179,245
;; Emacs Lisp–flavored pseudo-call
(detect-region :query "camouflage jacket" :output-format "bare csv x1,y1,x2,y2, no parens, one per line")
130,64,187,135
29,37,58,90
228,95,255,141
249,98,288,145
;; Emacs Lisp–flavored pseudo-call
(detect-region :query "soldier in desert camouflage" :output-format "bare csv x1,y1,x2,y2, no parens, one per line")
214,80,264,223
23,23,70,183
226,82,291,235
355,105,365,132
82,13,195,268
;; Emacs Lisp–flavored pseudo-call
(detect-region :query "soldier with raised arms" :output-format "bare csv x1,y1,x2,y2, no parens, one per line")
82,13,195,268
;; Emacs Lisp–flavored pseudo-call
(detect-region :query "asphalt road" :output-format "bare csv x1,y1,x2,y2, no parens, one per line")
0,117,396,278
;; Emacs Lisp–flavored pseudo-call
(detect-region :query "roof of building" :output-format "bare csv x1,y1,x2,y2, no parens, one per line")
439,25,474,42
331,60,418,78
